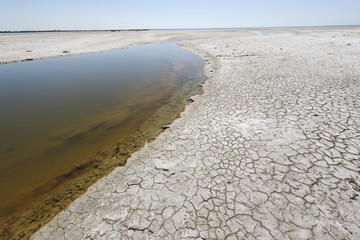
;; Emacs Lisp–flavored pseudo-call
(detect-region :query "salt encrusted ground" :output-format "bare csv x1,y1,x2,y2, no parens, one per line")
0,30,252,64
28,28,360,239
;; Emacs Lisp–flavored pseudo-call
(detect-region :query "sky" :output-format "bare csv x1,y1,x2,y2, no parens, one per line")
1,0,359,31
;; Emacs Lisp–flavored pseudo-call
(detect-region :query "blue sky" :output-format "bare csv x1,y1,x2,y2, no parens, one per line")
1,0,359,30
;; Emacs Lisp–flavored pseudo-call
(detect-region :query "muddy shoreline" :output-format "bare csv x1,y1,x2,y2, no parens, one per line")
0,30,240,239
0,51,206,239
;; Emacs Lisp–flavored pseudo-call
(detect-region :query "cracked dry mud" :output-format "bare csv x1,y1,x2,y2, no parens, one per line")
31,29,360,239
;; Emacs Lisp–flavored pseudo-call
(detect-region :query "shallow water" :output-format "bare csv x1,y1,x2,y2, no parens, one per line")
0,42,205,220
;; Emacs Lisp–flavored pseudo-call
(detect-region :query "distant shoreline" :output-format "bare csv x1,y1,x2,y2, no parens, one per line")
1,24,359,34
1,27,359,65
0,29,150,34
0,29,256,64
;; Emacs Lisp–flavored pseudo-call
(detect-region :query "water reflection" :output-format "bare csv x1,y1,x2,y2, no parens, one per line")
0,42,205,219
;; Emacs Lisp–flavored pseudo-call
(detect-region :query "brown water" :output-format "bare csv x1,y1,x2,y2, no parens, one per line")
0,42,205,222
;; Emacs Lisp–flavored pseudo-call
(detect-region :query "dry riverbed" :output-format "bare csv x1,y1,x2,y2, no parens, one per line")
1,28,360,239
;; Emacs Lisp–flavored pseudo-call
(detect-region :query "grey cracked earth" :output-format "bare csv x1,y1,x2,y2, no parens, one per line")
32,29,360,239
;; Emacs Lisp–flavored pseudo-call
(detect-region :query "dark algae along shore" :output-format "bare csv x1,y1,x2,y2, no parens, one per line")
0,42,206,239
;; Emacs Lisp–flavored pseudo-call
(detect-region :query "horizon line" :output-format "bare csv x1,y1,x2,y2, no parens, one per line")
1,24,360,33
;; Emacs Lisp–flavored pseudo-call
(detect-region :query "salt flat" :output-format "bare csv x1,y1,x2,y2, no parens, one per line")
14,28,360,239
0,30,251,64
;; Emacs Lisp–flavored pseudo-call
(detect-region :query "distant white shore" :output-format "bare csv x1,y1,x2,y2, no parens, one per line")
1,27,358,65
0,29,256,64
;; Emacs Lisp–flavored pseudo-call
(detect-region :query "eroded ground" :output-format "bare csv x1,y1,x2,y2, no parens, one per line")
32,29,360,239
